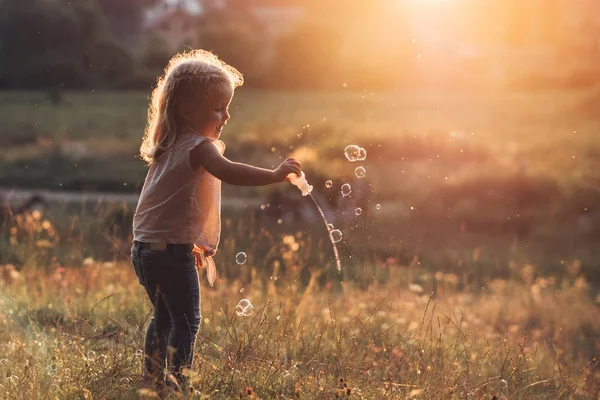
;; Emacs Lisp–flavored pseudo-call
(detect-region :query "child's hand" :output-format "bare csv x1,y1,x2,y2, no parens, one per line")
274,158,302,182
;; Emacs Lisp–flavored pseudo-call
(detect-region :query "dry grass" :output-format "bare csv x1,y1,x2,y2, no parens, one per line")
0,212,599,399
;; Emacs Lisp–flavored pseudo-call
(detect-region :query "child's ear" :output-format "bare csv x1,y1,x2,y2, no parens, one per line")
178,102,192,122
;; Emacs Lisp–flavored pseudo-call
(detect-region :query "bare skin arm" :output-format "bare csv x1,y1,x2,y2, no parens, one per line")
190,140,302,186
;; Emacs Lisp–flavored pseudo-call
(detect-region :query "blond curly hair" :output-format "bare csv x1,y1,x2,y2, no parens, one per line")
140,49,244,164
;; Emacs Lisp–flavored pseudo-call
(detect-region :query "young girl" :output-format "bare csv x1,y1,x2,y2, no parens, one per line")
131,49,302,393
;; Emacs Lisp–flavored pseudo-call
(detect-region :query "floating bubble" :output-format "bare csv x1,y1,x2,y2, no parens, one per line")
235,299,254,316
345,145,367,162
376,204,381,210
325,180,333,188
355,208,362,216
330,229,343,243
344,145,361,162
354,166,366,178
357,147,367,161
240,288,244,293
327,223,334,231
341,183,352,197
235,252,247,265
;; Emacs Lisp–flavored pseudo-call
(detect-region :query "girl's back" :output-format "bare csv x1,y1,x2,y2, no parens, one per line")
133,133,225,251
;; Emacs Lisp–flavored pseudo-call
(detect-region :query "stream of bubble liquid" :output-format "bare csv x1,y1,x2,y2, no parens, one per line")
308,193,341,271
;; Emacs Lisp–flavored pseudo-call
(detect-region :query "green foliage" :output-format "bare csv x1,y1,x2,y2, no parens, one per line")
196,6,267,84
95,0,159,45
0,0,136,89
140,34,172,73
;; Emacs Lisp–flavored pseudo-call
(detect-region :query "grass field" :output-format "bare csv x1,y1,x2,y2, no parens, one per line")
0,219,599,399
1,89,599,276
0,89,599,398
0,89,598,193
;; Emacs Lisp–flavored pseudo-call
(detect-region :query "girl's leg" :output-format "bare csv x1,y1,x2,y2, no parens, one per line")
132,243,172,385
134,245,200,389
160,262,201,386
143,287,172,380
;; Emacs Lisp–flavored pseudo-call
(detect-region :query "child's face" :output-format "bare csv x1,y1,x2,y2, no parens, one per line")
186,82,234,140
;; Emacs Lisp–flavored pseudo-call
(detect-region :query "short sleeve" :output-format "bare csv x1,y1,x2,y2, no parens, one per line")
185,136,209,173
185,137,226,172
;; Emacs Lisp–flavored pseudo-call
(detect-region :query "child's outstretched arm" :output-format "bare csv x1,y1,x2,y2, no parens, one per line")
191,141,302,186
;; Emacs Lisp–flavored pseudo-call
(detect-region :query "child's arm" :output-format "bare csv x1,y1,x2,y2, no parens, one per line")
190,141,302,186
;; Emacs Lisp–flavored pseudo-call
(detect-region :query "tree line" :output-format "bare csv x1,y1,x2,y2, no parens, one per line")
0,0,598,91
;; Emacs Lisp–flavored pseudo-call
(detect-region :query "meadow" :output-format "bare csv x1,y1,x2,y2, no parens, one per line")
0,214,599,399
0,88,599,398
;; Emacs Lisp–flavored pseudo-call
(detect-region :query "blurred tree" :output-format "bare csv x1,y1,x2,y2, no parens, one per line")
270,20,342,89
195,2,267,85
141,34,173,72
0,0,134,89
94,0,160,47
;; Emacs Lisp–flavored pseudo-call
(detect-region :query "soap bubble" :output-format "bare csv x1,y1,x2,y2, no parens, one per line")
325,180,333,188
330,229,343,243
341,183,352,197
355,208,362,216
327,223,334,231
354,166,366,178
235,299,254,316
358,147,367,161
235,252,247,265
344,145,361,162
376,204,381,210
345,145,367,162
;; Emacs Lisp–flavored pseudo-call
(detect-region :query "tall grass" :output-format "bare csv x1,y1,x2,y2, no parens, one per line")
0,210,599,399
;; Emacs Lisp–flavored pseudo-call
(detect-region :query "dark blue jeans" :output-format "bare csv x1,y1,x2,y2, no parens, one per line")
131,241,201,386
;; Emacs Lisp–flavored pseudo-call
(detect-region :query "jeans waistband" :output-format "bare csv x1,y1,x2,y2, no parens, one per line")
134,241,193,255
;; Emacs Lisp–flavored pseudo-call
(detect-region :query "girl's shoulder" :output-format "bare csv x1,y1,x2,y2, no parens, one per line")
177,133,225,155
175,133,207,149
212,139,226,155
